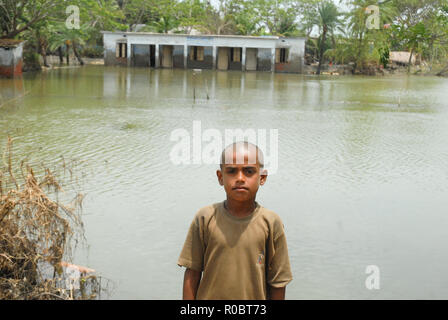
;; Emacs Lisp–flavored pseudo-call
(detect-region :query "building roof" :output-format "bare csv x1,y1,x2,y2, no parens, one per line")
0,39,25,48
101,31,305,40
390,51,416,65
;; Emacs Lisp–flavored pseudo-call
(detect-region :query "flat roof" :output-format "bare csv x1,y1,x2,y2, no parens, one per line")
0,39,25,48
101,31,305,40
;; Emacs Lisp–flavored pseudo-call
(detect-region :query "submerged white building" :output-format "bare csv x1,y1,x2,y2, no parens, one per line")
102,31,306,73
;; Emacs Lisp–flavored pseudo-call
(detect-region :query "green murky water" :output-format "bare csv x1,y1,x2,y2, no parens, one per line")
1,66,448,299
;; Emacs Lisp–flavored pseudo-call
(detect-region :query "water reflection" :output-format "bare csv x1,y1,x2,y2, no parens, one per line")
99,66,446,113
0,76,25,107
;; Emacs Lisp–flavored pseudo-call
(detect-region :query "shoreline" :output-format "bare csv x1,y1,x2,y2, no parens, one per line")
23,55,447,78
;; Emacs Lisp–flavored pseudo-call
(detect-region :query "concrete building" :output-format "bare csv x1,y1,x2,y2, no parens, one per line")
0,39,25,78
102,32,305,73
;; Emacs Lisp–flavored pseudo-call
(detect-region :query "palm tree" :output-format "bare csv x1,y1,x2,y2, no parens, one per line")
276,8,299,36
25,21,52,67
48,23,92,66
314,1,342,75
345,0,396,73
153,16,179,33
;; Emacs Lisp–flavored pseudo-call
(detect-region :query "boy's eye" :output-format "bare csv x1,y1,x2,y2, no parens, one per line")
225,167,256,175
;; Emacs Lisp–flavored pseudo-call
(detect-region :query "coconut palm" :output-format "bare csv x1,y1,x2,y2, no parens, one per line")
23,20,52,67
314,1,342,75
48,23,92,66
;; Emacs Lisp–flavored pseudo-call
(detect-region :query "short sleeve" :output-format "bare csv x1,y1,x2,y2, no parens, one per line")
266,219,293,288
177,217,205,272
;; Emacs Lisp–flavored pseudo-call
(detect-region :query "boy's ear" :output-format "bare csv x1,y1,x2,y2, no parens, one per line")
216,170,224,186
260,169,268,186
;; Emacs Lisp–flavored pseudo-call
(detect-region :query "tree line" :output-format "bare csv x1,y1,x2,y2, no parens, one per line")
1,0,447,74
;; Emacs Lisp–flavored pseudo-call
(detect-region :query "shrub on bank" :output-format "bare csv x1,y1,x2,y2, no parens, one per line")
0,137,101,300
22,43,41,72
81,46,104,58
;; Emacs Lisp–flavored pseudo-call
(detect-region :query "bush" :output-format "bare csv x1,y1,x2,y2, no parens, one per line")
0,137,102,300
80,46,104,58
22,45,41,72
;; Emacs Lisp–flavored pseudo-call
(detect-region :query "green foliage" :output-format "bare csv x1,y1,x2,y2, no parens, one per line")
176,0,209,33
388,0,448,71
378,46,390,68
304,0,342,73
1,0,447,71
0,0,60,39
226,0,263,35
23,50,42,71
80,46,104,58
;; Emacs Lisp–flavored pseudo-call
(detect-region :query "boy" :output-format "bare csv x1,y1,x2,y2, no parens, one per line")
177,141,292,300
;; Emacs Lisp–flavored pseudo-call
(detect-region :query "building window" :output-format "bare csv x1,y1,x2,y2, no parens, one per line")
230,47,241,62
116,43,127,58
189,46,204,61
275,48,288,63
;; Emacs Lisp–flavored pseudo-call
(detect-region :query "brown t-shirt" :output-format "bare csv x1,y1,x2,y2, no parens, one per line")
177,201,293,300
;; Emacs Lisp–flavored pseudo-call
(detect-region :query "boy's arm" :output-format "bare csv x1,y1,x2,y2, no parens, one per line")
183,268,202,300
265,216,293,299
267,286,286,300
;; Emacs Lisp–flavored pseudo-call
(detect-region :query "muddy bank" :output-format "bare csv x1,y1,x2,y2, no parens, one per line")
41,55,104,67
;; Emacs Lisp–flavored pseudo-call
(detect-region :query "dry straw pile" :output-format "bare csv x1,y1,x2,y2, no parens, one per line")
0,137,100,299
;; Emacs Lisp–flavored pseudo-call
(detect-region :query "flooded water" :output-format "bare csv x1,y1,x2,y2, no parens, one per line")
1,66,448,299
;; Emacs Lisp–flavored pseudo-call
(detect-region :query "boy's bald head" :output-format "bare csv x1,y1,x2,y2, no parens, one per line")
220,141,264,169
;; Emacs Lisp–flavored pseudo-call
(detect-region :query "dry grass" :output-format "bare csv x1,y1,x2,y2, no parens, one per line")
0,136,101,299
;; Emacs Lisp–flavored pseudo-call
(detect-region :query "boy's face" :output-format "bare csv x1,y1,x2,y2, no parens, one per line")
216,146,267,202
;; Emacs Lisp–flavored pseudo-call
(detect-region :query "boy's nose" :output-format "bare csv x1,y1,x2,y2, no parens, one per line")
237,170,245,181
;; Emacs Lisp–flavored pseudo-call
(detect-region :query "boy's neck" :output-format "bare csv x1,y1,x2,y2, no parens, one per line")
224,198,257,218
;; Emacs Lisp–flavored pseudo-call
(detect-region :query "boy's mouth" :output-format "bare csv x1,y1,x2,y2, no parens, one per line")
232,186,249,191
